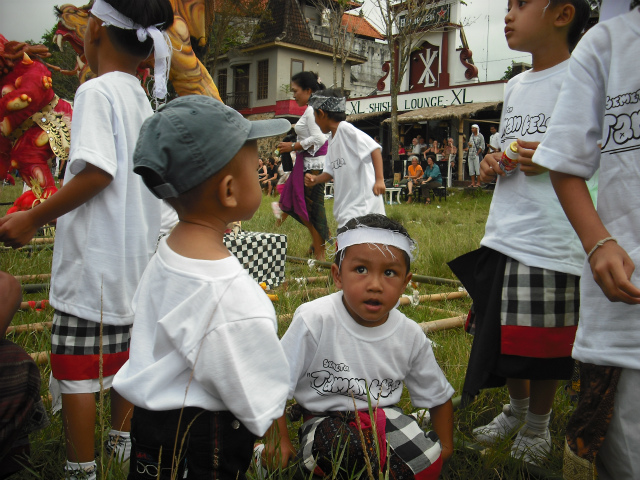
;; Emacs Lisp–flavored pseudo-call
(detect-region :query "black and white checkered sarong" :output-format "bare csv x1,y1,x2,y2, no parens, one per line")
51,311,130,356
501,257,580,328
223,232,287,288
298,406,441,477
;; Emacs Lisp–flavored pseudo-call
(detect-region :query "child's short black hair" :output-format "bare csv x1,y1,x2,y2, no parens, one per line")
291,71,326,92
103,0,174,58
335,214,413,273
551,0,591,51
313,88,347,122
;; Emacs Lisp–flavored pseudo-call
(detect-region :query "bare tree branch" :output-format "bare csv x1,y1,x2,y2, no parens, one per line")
367,0,438,164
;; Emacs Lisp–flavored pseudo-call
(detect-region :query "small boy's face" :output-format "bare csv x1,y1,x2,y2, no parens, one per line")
505,0,560,53
332,243,412,328
313,110,331,134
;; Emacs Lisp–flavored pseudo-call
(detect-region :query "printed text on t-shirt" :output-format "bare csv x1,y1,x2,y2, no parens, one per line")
501,113,549,141
308,359,402,401
331,158,346,170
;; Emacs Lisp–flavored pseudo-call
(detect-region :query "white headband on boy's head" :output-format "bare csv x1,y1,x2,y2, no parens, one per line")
337,226,416,262
90,0,172,99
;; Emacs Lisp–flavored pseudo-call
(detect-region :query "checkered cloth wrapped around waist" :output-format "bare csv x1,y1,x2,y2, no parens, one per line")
297,405,442,479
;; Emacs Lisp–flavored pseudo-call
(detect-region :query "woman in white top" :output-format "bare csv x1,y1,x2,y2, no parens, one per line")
277,72,330,260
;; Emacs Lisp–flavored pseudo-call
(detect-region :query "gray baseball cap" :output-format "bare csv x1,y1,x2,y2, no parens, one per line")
133,95,291,199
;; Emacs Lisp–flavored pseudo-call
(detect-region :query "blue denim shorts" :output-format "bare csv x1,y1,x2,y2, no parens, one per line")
128,406,256,480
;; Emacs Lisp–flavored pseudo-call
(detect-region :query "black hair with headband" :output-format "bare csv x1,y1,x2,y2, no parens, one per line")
102,0,174,57
334,214,414,274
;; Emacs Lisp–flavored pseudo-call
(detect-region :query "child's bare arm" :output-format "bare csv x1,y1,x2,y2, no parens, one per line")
305,172,332,188
263,414,296,469
429,399,454,462
371,149,386,195
550,171,640,304
0,164,112,248
517,139,548,176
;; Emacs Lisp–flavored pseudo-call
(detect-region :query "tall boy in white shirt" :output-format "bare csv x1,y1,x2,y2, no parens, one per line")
448,0,591,465
534,4,640,477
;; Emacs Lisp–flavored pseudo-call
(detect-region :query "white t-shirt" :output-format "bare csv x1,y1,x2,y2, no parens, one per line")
296,105,329,171
489,132,501,152
113,238,290,436
323,122,385,227
50,72,162,325
281,292,454,412
480,60,584,276
534,9,640,370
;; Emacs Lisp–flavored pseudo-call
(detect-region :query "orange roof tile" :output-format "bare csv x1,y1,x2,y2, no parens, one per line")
342,13,384,40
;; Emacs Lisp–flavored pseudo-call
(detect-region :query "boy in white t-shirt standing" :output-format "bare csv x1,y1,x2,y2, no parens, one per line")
534,4,640,478
304,89,385,228
0,1,174,477
448,0,590,466
113,96,292,479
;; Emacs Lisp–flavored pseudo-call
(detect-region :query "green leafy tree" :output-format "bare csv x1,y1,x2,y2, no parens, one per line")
202,0,271,73
33,24,81,102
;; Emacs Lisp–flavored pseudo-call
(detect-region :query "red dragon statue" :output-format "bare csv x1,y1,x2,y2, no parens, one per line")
0,34,72,213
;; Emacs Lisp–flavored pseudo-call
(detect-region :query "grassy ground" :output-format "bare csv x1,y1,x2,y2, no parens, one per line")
1,181,572,479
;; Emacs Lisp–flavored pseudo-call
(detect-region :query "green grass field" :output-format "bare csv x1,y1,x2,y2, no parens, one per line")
1,181,571,479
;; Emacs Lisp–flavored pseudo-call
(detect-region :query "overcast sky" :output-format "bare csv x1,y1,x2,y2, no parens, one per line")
0,0,527,82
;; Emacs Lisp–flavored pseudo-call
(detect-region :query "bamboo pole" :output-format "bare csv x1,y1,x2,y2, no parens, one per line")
282,275,331,288
30,351,49,365
411,274,461,287
15,273,51,282
286,287,333,297
414,305,466,317
418,315,465,334
28,237,55,244
6,322,52,334
398,290,468,305
19,300,49,310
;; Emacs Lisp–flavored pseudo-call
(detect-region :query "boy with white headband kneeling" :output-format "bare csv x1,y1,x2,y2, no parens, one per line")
262,214,454,478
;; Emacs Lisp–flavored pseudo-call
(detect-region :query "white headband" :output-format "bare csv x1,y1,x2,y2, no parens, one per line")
91,0,172,99
337,226,415,262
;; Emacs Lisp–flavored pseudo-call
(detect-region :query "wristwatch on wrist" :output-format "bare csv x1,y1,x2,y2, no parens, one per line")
291,142,296,151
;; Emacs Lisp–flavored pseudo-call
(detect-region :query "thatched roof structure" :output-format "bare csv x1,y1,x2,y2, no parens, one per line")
382,101,502,124
346,111,389,122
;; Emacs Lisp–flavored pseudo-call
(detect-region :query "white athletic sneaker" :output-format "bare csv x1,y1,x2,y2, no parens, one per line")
411,409,431,428
104,431,131,462
511,427,551,465
64,464,97,480
473,404,524,445
253,444,268,479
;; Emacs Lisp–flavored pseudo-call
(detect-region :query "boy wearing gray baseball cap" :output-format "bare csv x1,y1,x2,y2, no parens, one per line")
113,96,292,479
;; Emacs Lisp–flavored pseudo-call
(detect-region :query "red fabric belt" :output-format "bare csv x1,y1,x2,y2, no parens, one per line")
501,325,577,358
50,350,129,380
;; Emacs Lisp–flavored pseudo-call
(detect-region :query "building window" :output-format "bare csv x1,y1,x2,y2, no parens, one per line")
218,69,227,101
291,59,304,78
257,59,269,100
233,64,250,110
